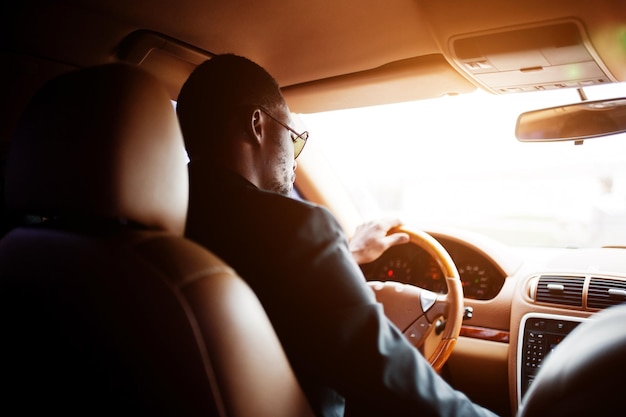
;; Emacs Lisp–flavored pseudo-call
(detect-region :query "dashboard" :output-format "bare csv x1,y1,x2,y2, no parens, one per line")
359,234,507,300
358,226,626,416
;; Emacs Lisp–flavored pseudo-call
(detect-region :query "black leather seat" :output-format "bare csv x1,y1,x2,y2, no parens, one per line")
0,63,314,417
518,304,626,417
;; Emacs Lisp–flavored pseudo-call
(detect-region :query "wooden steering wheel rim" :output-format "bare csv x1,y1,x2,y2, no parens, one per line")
368,226,463,372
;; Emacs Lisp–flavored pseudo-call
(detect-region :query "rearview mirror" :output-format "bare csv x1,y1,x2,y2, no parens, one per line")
515,97,626,142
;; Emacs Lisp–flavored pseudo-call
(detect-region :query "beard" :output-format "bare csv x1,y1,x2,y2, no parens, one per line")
267,170,294,196
263,135,297,196
265,150,295,196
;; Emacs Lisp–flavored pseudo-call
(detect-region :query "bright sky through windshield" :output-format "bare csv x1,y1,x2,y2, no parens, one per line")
298,83,626,248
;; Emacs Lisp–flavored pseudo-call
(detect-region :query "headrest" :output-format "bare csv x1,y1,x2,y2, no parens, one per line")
4,63,189,235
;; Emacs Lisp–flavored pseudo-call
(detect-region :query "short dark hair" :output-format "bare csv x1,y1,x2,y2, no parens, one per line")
176,54,285,159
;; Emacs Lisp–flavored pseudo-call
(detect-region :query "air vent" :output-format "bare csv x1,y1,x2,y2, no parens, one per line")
535,275,584,307
588,277,626,309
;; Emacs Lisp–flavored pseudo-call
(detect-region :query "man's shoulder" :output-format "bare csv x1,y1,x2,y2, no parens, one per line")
189,163,325,213
255,190,338,231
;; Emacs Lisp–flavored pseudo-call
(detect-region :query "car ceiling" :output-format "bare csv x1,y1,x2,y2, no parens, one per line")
2,0,625,153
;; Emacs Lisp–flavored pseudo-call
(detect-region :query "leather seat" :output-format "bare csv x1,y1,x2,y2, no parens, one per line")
0,63,314,417
517,304,626,417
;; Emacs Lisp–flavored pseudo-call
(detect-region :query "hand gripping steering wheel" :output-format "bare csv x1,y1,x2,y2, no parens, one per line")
367,227,463,372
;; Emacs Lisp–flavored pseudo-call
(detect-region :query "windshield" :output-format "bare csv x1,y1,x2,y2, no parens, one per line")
298,82,626,249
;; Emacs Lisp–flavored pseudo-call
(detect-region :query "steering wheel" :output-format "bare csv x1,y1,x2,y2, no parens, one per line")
367,226,463,372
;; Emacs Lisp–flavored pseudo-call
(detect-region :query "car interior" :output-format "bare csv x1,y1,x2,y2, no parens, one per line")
2,1,625,416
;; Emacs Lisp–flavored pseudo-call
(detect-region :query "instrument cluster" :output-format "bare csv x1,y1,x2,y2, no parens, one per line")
359,237,506,300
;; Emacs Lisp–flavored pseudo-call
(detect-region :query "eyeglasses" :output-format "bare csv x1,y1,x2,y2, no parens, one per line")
259,107,308,159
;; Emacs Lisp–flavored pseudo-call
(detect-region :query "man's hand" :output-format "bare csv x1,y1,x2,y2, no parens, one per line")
349,218,410,265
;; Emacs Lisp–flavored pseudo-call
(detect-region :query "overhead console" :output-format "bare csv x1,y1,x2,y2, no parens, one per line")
448,20,616,94
417,0,626,93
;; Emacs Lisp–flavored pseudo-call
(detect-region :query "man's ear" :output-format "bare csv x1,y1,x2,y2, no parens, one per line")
247,108,263,144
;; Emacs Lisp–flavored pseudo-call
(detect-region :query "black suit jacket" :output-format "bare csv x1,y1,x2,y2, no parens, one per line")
186,162,497,417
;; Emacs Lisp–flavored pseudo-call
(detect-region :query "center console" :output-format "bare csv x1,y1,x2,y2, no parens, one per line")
517,313,586,403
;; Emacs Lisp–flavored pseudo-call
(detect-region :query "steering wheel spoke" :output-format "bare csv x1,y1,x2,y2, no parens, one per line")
403,314,432,347
424,292,448,320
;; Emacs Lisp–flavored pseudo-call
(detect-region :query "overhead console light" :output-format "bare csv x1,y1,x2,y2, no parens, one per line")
449,20,618,94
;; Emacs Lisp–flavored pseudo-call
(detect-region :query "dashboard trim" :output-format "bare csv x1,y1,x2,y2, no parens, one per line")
460,325,510,343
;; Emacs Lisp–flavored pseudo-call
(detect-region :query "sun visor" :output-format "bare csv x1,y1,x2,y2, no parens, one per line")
449,20,617,94
283,55,476,113
117,30,213,99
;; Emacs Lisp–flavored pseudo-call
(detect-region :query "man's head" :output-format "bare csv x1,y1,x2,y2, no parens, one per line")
177,54,306,196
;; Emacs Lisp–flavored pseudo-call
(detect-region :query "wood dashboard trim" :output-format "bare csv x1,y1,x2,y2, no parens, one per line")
460,325,510,343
